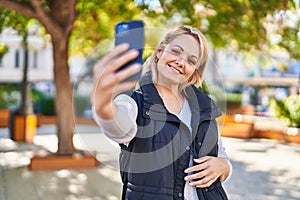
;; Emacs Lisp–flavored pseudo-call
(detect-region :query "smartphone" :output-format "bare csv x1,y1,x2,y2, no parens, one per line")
115,20,144,81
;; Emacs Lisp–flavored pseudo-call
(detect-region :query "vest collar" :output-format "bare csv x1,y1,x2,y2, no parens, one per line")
138,72,222,122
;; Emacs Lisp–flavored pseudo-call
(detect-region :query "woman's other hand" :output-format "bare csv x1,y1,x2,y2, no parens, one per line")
184,156,230,188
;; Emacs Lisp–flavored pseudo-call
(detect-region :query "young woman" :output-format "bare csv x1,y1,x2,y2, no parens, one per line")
92,25,232,200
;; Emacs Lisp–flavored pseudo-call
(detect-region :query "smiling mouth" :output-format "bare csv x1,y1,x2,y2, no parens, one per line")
168,65,183,74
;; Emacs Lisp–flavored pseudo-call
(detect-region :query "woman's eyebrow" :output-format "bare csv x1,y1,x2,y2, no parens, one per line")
172,44,184,51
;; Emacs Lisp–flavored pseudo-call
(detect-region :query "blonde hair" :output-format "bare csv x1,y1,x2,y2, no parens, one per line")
142,25,209,90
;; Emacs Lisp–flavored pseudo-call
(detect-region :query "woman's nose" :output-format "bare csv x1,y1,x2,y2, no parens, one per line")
175,56,185,66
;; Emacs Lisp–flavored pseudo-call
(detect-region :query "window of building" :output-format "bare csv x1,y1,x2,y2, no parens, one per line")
33,50,38,68
15,50,20,68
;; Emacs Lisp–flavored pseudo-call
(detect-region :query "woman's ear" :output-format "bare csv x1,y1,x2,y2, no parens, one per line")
156,49,163,59
154,49,163,63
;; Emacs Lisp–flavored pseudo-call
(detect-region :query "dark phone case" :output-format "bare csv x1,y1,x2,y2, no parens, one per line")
115,21,144,81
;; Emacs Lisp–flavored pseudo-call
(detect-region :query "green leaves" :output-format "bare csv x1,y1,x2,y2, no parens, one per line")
146,0,295,56
0,44,8,60
0,8,30,38
0,84,21,110
270,95,300,128
70,0,144,56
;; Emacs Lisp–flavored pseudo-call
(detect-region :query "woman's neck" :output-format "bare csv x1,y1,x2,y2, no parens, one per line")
154,83,184,114
154,76,181,96
155,83,180,97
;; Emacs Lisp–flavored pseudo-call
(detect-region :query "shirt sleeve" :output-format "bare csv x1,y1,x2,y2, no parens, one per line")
92,94,138,144
217,134,233,183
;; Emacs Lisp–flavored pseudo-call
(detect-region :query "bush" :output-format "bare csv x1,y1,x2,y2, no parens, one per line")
32,88,46,113
270,95,300,128
0,84,57,115
74,94,91,117
38,95,55,116
0,84,21,109
226,93,242,108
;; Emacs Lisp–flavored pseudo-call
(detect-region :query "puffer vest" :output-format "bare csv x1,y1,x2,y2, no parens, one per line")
119,74,228,200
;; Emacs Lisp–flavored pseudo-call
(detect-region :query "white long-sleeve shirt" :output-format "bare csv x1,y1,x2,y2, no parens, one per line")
93,94,232,199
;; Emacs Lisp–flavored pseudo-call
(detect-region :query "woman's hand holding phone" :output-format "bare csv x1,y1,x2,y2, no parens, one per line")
92,20,144,120
92,43,142,120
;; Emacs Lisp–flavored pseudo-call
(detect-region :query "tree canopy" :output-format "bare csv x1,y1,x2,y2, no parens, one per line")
1,1,297,58
271,1,300,59
70,0,144,56
140,0,298,58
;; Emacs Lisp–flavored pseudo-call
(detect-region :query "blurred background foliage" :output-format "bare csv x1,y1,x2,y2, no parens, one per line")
0,84,90,117
0,43,8,59
70,0,299,59
2,0,297,64
70,0,145,56
0,84,20,110
270,95,300,128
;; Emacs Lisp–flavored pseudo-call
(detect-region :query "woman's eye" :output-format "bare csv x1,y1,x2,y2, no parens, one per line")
188,58,197,65
171,49,180,55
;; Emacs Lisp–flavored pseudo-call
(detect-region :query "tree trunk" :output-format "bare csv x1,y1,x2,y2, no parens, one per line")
20,43,33,116
52,34,75,155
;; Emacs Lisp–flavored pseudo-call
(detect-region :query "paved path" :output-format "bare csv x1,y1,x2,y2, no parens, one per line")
1,125,300,200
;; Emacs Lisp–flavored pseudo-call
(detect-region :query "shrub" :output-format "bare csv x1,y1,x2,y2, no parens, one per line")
226,93,242,108
39,95,55,116
0,84,21,109
74,94,91,117
270,95,300,128
32,88,46,113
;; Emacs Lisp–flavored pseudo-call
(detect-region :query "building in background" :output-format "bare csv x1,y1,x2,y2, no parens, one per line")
0,28,54,82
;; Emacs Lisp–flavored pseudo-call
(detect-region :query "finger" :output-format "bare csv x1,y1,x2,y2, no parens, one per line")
108,49,139,73
112,81,138,96
92,63,140,103
189,175,215,188
93,44,131,77
184,170,206,181
115,63,142,82
184,160,208,173
194,156,211,164
94,73,117,91
98,43,130,67
219,174,226,182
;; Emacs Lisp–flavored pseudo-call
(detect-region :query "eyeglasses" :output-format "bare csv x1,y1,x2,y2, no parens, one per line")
165,45,198,68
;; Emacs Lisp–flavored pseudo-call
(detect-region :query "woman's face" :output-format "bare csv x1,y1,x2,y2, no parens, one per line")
156,34,200,86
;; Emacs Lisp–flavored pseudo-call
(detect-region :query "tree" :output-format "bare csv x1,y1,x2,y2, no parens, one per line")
0,9,36,116
268,0,300,59
0,0,77,155
70,0,145,56
0,0,144,155
143,0,291,53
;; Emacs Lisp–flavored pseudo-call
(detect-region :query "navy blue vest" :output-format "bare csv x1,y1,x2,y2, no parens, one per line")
119,74,228,200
